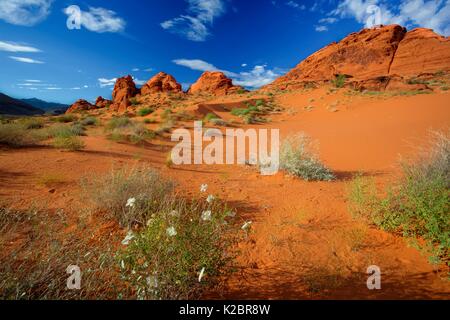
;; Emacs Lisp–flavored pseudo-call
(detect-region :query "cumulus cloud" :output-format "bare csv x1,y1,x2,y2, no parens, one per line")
173,58,282,89
63,5,125,33
0,0,52,26
161,0,226,41
98,77,117,87
0,41,41,52
9,56,44,64
330,0,450,35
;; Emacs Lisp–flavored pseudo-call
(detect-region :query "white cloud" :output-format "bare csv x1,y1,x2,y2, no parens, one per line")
315,25,328,32
161,0,225,41
9,56,44,64
71,87,81,90
330,0,450,35
0,0,52,26
286,1,306,10
63,5,125,33
98,78,117,87
25,79,41,82
241,63,247,67
45,87,61,90
83,85,88,88
173,58,282,89
132,77,145,86
319,17,338,24
132,68,140,72
173,58,221,72
0,41,41,52
143,68,153,72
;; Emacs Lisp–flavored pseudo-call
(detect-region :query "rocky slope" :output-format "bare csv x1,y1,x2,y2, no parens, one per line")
66,99,97,113
266,24,450,91
188,71,243,95
110,75,138,113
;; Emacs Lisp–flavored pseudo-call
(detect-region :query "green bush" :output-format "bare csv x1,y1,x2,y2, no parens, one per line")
53,114,77,123
137,107,154,117
52,136,85,151
0,123,46,147
81,166,239,299
204,113,218,122
129,97,139,106
349,131,449,264
48,124,85,138
81,117,98,126
280,133,335,181
106,117,133,130
331,74,346,88
19,118,45,129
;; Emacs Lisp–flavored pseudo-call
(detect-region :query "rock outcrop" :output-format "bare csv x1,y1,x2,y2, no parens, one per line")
266,24,450,91
389,28,450,76
95,96,112,108
188,71,243,95
66,99,96,113
140,72,182,95
111,75,138,112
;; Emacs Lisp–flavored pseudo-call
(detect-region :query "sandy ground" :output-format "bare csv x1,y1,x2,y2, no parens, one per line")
1,88,449,299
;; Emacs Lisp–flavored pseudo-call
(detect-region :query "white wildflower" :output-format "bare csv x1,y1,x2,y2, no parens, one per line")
166,226,177,237
201,210,212,221
198,267,206,282
241,221,252,230
226,210,236,218
126,197,136,208
120,260,125,269
206,195,215,203
200,184,208,193
121,230,135,245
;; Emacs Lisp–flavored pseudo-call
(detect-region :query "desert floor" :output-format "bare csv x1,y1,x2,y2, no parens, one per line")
1,87,449,299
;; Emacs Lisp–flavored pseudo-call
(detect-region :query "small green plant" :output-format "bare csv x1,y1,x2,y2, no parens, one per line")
331,74,346,88
106,117,133,130
280,133,335,181
0,123,46,147
143,118,156,124
137,107,154,117
81,117,98,126
348,130,450,264
237,88,246,94
129,97,139,106
53,114,77,123
19,118,45,129
52,136,85,151
204,113,219,122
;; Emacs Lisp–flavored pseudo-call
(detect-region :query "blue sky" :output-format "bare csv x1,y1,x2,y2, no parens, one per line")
0,0,449,104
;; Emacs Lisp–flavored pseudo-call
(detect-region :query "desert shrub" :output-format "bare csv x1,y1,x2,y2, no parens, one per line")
280,133,335,181
19,118,45,129
52,136,85,151
160,108,172,121
331,74,346,88
0,207,118,299
81,117,98,126
0,123,46,147
137,107,154,117
82,166,238,299
237,88,246,94
204,113,218,122
81,166,175,227
156,120,174,135
117,197,238,299
143,118,155,124
129,124,155,144
209,118,228,126
106,117,133,130
129,97,139,106
53,114,77,123
48,124,85,138
349,131,449,264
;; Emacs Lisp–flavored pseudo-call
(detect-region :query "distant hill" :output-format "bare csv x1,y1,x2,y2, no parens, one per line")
21,98,69,114
0,93,44,116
